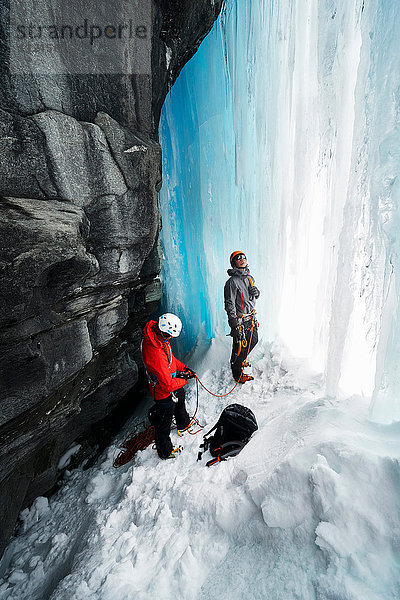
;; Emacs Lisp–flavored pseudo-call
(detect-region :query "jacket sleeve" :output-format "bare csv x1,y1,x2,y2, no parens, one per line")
224,279,239,329
175,357,186,372
144,348,186,396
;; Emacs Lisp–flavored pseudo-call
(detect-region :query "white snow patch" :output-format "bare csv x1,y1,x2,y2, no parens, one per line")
123,145,148,153
57,445,81,470
166,45,172,70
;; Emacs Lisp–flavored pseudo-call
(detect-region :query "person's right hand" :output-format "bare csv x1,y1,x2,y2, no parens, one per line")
184,368,196,379
176,371,188,380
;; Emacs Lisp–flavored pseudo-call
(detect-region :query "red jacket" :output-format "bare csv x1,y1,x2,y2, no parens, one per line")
141,320,187,400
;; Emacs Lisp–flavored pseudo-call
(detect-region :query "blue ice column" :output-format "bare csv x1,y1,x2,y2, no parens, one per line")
158,1,283,355
158,17,235,355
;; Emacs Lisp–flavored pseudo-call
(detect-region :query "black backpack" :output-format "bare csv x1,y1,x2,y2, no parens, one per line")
198,403,258,466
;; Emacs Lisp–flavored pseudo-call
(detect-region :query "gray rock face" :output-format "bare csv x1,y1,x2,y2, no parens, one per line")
0,0,222,557
0,109,58,198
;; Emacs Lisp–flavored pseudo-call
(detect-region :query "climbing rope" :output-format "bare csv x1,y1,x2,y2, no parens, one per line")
113,424,155,468
177,377,204,435
177,415,203,436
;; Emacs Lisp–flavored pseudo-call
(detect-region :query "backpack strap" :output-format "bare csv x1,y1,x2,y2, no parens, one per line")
197,420,221,461
203,422,219,439
205,441,245,467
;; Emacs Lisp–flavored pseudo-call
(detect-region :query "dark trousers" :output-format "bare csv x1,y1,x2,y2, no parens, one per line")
230,322,258,380
149,387,190,459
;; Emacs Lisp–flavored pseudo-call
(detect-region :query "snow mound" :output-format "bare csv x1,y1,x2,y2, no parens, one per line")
1,351,400,600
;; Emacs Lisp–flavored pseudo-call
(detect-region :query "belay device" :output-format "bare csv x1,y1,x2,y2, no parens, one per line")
198,403,258,467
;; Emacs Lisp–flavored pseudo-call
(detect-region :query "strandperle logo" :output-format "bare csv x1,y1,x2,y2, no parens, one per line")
9,0,151,75
14,19,148,46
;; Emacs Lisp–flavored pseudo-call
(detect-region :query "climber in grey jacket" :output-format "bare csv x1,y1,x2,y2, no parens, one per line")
224,251,260,382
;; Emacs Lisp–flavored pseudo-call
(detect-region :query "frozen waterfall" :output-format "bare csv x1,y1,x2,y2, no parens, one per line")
159,0,400,422
3,3,400,598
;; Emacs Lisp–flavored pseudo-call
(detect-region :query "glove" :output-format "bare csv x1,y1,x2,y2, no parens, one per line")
175,371,188,380
250,286,260,299
184,368,196,379
228,316,240,329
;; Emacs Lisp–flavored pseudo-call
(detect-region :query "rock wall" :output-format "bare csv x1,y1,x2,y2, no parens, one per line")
0,0,222,556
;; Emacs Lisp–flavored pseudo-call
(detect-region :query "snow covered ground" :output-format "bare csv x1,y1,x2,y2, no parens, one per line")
1,340,400,600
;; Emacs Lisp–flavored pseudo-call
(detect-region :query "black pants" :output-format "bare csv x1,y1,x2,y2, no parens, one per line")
230,321,258,380
149,387,190,459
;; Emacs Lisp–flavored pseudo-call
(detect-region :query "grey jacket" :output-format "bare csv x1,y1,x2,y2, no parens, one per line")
224,266,259,330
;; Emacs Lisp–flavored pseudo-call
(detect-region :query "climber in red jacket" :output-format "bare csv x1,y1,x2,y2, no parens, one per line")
142,313,195,459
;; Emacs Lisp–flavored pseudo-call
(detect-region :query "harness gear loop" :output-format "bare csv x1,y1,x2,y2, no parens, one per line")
239,324,247,348
236,323,247,355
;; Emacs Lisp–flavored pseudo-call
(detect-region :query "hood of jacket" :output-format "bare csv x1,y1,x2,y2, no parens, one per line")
227,266,250,277
143,319,164,349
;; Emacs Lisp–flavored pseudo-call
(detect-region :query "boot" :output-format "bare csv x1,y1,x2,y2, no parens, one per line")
237,373,254,383
166,445,183,459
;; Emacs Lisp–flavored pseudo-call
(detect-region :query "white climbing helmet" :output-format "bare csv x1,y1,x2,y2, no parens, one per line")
158,313,182,337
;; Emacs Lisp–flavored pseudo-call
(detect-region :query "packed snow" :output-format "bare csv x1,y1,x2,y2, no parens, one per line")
1,339,399,600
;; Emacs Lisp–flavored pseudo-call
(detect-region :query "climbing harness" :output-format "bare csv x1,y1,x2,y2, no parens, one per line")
236,323,247,353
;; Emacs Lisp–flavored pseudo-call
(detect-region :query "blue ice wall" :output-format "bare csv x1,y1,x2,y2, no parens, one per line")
159,0,400,422
158,17,235,354
159,2,282,355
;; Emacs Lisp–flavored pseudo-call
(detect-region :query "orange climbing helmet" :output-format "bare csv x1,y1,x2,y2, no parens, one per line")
230,251,246,266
